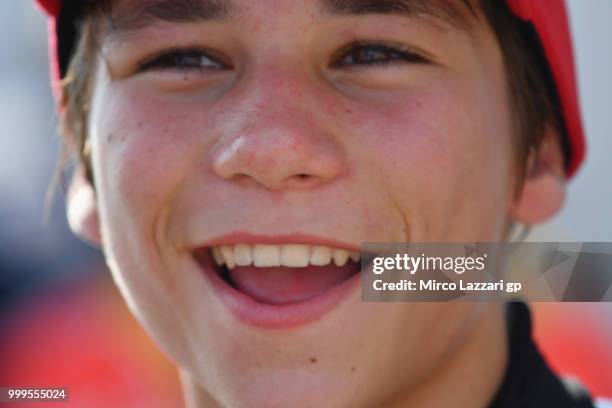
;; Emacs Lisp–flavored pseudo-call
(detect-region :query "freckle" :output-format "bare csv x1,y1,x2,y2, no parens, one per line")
351,366,356,372
345,108,352,114
107,132,113,142
309,357,317,364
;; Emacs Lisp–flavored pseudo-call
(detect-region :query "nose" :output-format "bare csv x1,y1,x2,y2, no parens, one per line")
211,74,345,191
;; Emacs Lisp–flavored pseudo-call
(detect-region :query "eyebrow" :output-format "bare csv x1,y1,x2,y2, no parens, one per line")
322,0,476,29
108,0,233,33
105,0,475,37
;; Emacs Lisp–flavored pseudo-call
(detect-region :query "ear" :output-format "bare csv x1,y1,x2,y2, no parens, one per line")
509,126,567,225
67,164,102,246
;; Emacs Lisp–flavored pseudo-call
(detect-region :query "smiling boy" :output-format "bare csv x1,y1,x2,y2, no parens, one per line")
36,0,606,407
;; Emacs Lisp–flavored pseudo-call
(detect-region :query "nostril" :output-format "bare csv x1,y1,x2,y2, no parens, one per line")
291,173,317,185
277,173,322,189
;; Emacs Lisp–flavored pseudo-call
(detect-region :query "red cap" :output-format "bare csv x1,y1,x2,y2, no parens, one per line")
36,0,586,177
506,0,585,177
36,0,61,100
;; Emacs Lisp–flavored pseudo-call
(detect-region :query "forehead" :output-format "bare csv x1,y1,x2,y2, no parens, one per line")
101,0,479,37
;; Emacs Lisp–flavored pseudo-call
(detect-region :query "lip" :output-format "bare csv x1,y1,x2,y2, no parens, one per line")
192,232,362,330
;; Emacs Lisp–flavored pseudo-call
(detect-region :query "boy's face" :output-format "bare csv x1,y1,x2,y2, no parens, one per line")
70,0,564,405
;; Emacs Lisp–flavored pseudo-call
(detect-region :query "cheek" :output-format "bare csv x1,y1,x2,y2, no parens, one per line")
91,88,210,222
347,83,514,239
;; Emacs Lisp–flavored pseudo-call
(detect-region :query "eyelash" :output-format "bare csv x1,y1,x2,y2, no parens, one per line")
138,48,228,72
137,41,428,72
332,40,429,67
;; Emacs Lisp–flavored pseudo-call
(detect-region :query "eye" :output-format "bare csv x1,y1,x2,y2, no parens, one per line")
332,41,429,68
138,48,230,72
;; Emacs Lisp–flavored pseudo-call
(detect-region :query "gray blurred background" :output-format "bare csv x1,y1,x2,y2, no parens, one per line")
0,1,102,313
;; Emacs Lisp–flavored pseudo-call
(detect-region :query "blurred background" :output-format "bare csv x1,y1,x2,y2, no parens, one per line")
0,1,610,407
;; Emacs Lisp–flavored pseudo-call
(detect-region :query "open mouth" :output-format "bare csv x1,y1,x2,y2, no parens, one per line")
196,244,361,306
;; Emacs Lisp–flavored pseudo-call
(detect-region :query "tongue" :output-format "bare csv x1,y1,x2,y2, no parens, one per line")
227,264,358,305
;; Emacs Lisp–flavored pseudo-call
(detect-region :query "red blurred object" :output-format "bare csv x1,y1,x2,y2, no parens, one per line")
0,275,182,408
532,303,612,397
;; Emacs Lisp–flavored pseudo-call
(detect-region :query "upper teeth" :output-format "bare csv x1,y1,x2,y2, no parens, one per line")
211,244,360,269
